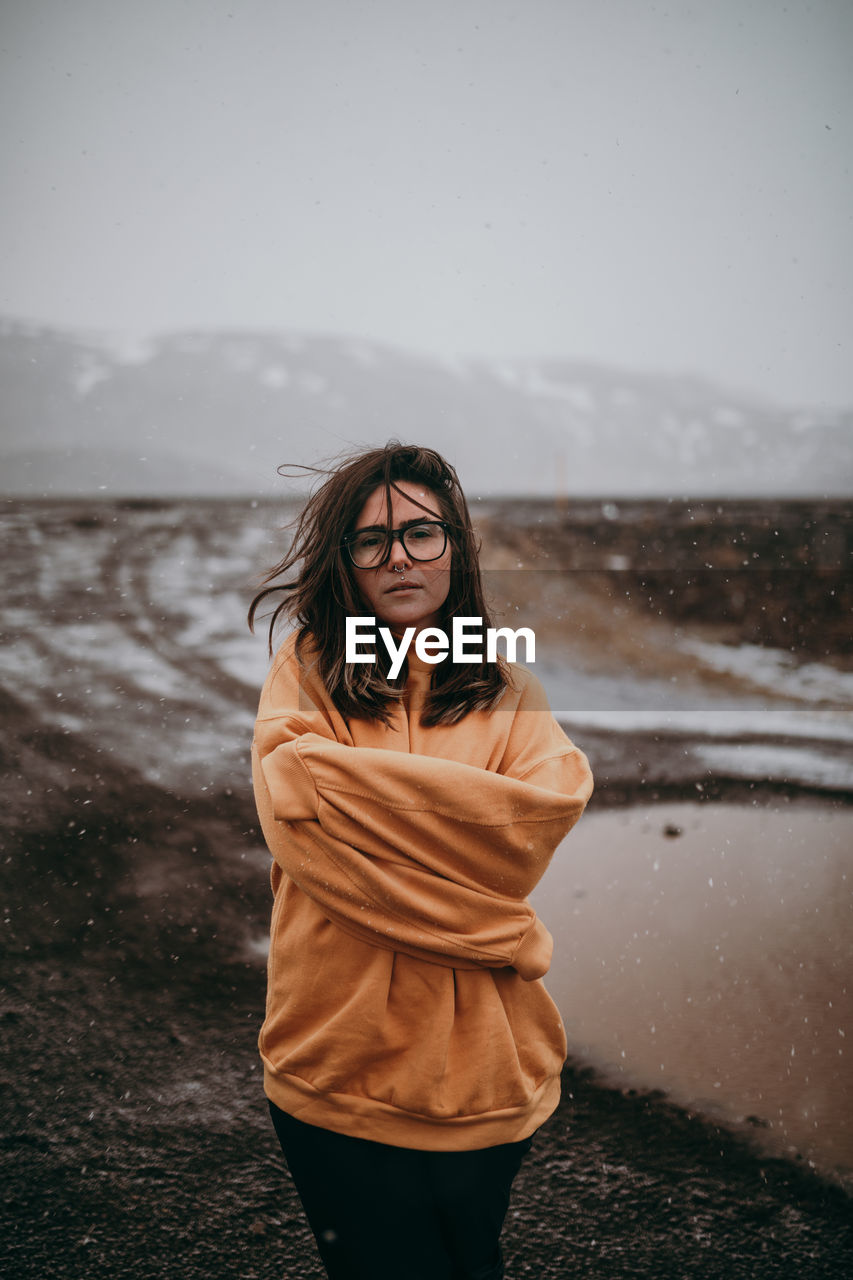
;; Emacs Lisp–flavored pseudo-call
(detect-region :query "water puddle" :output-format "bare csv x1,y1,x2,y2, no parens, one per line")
533,800,853,1187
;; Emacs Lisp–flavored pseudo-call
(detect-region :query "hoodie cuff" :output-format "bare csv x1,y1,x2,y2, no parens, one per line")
511,915,554,982
260,740,319,821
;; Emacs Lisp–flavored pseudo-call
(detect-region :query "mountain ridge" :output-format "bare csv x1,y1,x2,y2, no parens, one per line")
1,317,850,497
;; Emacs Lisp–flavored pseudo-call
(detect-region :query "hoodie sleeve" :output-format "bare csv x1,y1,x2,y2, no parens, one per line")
252,643,592,979
252,744,555,979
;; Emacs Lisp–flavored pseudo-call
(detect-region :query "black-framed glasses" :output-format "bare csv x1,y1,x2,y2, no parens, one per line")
344,521,449,569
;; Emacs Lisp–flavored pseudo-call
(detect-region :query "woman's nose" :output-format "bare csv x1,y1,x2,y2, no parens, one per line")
387,535,412,569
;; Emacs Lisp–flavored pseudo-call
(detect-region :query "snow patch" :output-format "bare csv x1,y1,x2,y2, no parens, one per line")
260,365,291,389
490,363,596,409
681,640,853,706
694,742,853,791
101,333,159,365
557,707,853,744
73,355,112,395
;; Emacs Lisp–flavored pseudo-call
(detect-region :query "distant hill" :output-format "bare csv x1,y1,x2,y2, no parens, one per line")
1,317,850,497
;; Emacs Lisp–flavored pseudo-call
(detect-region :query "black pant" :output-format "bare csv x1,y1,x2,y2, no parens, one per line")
268,1101,533,1280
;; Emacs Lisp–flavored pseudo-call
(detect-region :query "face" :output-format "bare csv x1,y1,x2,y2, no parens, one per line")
349,481,452,633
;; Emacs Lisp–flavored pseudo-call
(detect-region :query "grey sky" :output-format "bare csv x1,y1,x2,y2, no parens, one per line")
2,0,851,408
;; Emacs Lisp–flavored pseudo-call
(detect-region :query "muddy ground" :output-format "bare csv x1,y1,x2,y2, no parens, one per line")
3,686,852,1279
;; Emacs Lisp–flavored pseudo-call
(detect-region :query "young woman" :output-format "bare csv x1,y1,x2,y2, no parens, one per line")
248,443,593,1280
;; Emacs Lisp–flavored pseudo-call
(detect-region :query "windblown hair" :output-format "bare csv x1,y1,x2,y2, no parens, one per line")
248,442,509,725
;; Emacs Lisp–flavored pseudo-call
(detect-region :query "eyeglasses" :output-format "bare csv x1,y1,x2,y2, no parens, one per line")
344,521,449,569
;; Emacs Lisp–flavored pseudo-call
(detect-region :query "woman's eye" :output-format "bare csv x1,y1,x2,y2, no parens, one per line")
357,533,383,549
408,526,432,541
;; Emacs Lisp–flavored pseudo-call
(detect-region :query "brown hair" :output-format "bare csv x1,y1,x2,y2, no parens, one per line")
248,442,509,725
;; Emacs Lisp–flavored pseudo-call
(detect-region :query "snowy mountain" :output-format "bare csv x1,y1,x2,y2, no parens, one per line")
1,317,850,496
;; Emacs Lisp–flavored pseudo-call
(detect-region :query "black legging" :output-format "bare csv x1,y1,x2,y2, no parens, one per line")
268,1101,533,1280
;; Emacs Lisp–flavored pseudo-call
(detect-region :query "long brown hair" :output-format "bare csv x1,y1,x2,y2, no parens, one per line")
248,443,509,725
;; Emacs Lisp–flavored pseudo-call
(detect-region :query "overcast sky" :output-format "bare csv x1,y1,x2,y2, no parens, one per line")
2,0,851,408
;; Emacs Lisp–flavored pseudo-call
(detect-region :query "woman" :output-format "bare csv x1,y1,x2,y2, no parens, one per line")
248,443,593,1279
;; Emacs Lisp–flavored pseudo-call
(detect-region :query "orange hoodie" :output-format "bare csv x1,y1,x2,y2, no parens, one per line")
252,633,593,1151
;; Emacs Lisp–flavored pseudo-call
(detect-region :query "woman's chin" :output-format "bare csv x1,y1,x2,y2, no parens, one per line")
375,603,441,632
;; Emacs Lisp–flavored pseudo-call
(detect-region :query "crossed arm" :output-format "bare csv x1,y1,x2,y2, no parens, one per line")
253,659,593,981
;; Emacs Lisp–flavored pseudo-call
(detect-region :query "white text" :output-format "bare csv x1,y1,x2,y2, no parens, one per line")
345,616,536,678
